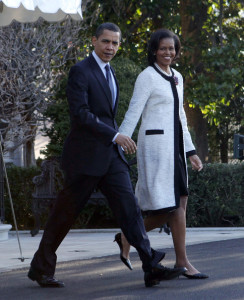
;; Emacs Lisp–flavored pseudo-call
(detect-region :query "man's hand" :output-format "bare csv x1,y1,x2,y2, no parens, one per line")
189,154,203,172
115,134,137,154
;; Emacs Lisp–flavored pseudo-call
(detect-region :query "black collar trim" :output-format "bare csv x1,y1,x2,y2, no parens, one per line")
152,64,175,82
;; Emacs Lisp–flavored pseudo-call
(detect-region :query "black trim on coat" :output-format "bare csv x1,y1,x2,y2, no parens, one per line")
186,150,197,158
142,205,178,216
152,65,183,210
145,129,164,135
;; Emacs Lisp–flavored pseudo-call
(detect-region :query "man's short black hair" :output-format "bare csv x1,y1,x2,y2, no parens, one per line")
95,23,122,41
148,29,181,66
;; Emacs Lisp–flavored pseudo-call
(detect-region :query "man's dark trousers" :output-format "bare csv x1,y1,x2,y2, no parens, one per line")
31,145,153,276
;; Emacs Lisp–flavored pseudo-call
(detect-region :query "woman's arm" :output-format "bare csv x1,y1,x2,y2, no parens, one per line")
119,69,152,137
178,73,196,155
177,72,203,171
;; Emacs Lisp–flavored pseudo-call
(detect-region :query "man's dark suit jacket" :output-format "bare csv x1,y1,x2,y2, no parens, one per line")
61,54,127,179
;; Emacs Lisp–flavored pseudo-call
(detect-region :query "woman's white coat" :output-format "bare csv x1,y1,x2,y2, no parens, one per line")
119,66,195,212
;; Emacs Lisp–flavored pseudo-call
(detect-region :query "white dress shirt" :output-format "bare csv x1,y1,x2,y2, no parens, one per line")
92,51,117,101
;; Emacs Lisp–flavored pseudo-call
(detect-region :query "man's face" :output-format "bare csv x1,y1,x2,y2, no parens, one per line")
92,29,120,63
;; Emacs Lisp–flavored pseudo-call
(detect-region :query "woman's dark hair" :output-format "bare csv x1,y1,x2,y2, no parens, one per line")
148,29,181,66
95,23,122,41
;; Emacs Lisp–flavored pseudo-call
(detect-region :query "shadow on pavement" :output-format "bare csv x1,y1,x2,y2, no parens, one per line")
0,238,243,300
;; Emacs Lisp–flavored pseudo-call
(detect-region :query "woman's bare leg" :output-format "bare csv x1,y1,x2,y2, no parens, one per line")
144,213,169,231
121,197,202,275
168,196,200,275
120,213,170,259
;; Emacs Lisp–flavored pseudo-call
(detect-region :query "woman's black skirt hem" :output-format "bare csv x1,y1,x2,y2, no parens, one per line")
142,205,178,217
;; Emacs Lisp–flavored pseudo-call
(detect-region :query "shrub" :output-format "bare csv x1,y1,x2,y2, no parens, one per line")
3,165,116,230
187,163,244,227
3,166,39,229
3,161,244,230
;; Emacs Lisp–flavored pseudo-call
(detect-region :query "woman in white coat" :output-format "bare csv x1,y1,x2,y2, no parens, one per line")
115,29,208,279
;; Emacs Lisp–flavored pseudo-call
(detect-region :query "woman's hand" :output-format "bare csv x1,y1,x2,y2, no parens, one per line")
115,134,137,154
189,155,203,172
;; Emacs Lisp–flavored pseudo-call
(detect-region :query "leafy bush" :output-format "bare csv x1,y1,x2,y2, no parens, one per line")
111,56,143,131
40,75,70,158
3,165,116,230
3,162,243,230
187,163,244,227
3,166,39,229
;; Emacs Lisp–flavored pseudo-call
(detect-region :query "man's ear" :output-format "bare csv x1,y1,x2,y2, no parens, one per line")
91,36,97,47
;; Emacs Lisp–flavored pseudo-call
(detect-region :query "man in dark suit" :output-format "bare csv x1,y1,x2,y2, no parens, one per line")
27,23,185,288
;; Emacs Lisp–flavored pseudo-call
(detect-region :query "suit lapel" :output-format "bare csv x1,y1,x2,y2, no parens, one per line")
88,55,114,112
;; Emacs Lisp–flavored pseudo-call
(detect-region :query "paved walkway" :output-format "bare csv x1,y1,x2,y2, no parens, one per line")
1,227,244,273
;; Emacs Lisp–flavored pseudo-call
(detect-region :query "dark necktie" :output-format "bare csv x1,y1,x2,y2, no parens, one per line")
105,64,115,108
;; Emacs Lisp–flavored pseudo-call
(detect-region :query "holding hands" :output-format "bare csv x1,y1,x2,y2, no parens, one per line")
115,134,137,154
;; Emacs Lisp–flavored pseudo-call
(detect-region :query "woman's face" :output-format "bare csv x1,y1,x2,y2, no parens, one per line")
155,38,176,71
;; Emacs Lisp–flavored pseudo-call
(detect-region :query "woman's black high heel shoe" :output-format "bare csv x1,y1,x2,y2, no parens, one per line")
182,272,208,279
114,233,133,270
174,265,208,279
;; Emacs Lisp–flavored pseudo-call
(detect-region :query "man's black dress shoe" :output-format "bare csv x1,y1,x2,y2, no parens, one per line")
114,233,133,270
28,267,65,288
144,265,186,287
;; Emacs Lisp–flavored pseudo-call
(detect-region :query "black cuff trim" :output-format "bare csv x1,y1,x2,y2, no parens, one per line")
186,150,196,158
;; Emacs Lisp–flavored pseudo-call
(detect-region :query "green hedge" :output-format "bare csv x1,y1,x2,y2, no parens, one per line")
3,163,244,230
3,165,116,230
3,166,40,230
187,163,244,227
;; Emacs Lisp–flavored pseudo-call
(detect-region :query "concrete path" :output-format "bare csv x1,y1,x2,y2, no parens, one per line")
0,227,244,273
0,236,244,300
